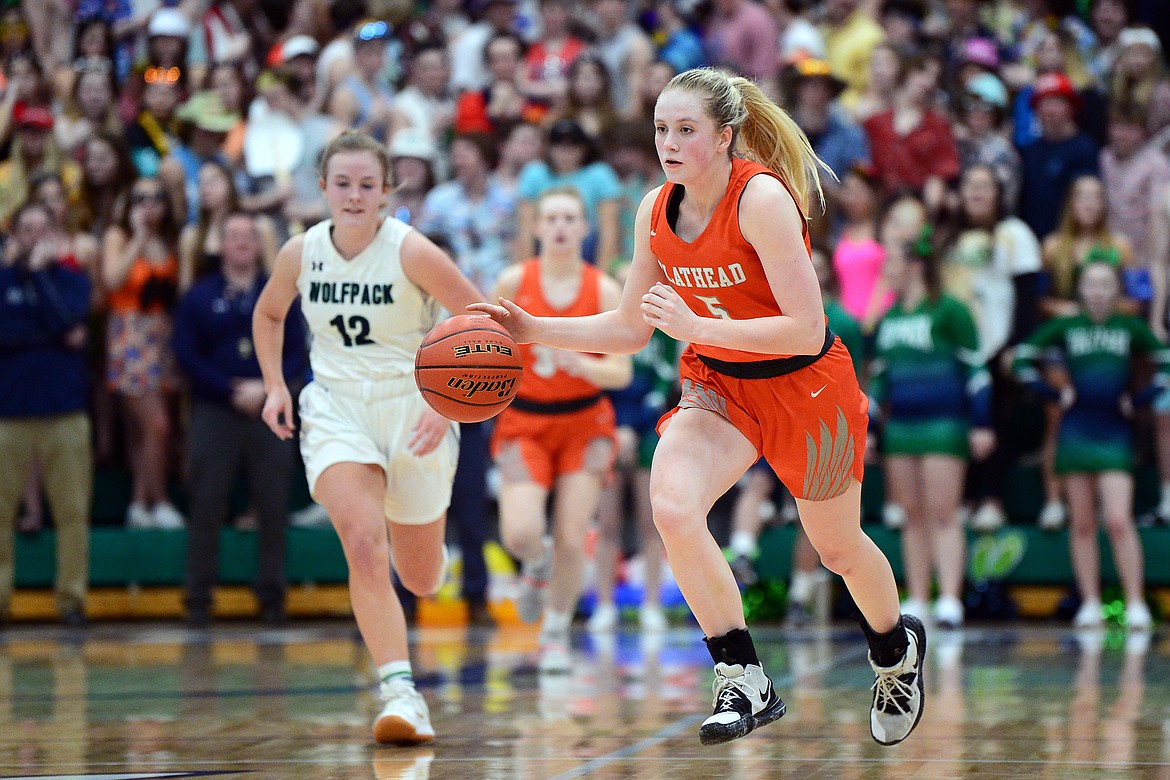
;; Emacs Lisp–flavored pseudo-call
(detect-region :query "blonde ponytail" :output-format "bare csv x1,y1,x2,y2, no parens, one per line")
664,68,830,216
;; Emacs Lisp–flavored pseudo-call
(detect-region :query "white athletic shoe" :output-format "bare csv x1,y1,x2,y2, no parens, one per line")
1125,601,1153,632
289,501,331,528
931,596,965,629
152,502,185,530
699,662,786,745
1073,600,1104,629
969,503,1006,533
538,628,571,674
639,604,668,633
869,615,927,746
374,679,434,745
587,602,618,633
1037,501,1067,531
126,502,154,529
882,503,907,530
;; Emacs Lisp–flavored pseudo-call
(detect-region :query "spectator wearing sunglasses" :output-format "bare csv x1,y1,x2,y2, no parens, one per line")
100,177,185,531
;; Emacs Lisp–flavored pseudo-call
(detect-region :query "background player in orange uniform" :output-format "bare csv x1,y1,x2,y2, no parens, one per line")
472,68,925,747
489,186,631,673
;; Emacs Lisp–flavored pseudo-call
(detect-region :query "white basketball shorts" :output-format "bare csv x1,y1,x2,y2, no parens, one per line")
298,375,459,525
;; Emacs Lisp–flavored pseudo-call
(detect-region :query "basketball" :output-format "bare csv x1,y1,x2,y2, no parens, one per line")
414,314,522,423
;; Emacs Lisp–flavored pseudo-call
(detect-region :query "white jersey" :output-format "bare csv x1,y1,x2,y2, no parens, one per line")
297,216,440,384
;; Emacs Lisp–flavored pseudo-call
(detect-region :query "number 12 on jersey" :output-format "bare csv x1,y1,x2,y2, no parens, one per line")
329,314,375,346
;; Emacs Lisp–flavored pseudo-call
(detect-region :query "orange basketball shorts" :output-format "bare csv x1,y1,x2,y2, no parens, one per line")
657,338,868,501
491,396,617,489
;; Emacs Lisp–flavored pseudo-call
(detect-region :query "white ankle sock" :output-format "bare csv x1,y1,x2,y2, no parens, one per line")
379,660,413,685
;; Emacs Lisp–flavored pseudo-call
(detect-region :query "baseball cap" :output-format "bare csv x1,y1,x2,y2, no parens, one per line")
176,91,240,133
13,104,54,131
1030,72,1082,112
148,8,190,38
388,128,438,162
965,72,1008,109
280,35,320,61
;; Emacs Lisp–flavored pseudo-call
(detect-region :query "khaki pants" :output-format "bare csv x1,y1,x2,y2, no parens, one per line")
0,414,91,617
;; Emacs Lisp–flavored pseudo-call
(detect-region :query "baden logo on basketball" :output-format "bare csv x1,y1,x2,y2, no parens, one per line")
447,375,517,399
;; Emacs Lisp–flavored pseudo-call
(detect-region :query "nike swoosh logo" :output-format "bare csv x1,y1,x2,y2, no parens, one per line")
650,230,657,236
811,386,826,398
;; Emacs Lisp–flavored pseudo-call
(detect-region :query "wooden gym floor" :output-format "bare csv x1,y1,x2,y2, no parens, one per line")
0,621,1167,779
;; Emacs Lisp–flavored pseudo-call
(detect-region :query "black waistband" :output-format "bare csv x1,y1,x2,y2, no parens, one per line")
509,392,604,415
697,327,836,379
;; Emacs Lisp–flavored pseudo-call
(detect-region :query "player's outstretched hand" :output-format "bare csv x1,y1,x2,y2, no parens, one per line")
261,385,296,440
466,298,539,344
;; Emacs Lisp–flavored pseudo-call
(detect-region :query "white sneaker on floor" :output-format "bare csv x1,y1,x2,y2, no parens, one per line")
126,502,154,529
899,598,929,620
639,604,668,633
1125,601,1153,632
931,596,964,629
969,503,1006,533
538,629,571,674
882,503,907,530
374,679,434,744
1073,600,1104,629
152,502,185,530
587,602,618,633
1037,501,1067,531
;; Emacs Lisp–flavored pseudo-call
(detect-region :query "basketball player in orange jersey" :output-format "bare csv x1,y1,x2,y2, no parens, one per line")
489,186,632,673
470,68,926,746
253,131,483,745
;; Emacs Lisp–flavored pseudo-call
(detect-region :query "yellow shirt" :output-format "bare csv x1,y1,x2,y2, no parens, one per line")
822,10,886,110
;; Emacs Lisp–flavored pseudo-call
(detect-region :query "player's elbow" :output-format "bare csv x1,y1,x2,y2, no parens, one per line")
790,318,825,355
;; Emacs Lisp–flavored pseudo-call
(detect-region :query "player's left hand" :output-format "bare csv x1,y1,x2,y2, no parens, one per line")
409,405,451,457
641,283,700,341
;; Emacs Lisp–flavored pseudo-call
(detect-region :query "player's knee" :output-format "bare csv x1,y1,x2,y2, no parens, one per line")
815,543,858,579
1102,513,1132,539
650,491,701,538
398,566,443,598
501,524,542,560
337,525,390,574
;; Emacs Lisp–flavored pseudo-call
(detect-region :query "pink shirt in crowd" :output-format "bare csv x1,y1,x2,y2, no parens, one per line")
834,236,892,321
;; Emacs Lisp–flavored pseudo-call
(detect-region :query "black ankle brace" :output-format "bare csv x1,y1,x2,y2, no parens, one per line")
704,627,760,667
858,614,908,667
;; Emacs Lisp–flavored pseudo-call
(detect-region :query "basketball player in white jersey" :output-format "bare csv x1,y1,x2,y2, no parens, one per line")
253,130,483,745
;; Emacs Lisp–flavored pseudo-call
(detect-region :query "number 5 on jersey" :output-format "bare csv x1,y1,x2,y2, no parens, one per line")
696,295,730,319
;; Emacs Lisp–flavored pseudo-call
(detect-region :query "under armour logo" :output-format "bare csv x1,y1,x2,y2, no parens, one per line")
311,261,324,271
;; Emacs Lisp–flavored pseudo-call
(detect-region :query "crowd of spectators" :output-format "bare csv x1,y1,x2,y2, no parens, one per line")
2,0,1170,626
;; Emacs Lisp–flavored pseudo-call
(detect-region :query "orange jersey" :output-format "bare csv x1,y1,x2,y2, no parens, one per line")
649,157,811,363
512,259,605,404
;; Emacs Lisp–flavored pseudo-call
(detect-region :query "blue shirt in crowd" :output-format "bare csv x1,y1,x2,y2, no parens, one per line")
0,261,91,418
173,272,307,406
1018,131,1099,241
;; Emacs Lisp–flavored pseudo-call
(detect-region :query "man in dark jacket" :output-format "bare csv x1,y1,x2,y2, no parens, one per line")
0,202,93,627
173,211,306,626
